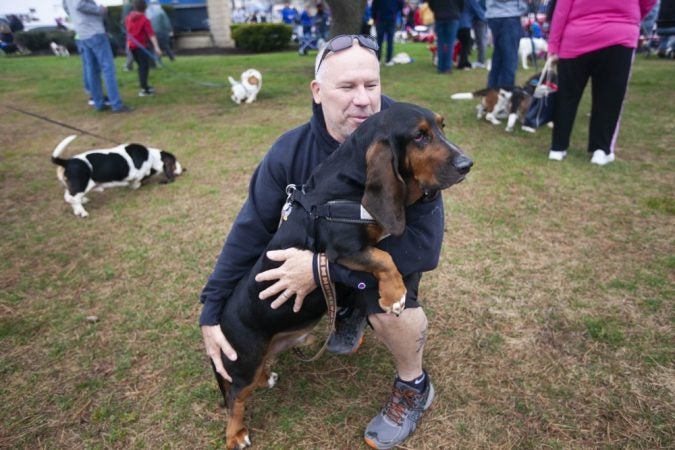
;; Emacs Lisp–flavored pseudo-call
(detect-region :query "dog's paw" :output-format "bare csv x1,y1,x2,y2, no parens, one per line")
267,372,278,388
74,208,89,218
486,115,501,125
521,126,536,133
505,126,514,132
391,293,406,316
227,429,251,449
378,291,407,316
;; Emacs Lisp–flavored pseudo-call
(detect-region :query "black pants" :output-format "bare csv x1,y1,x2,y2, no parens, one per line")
551,45,634,154
131,47,151,91
456,27,473,69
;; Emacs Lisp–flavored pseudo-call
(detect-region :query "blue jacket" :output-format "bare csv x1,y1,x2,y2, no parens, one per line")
485,0,528,19
460,0,487,28
200,98,446,325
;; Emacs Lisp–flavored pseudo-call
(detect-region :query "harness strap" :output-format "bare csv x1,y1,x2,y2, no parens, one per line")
286,184,377,225
293,253,337,362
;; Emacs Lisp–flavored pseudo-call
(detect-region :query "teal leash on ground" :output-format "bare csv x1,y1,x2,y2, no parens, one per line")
2,104,121,145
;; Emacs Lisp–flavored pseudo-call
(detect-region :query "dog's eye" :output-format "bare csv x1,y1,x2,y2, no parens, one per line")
413,131,427,143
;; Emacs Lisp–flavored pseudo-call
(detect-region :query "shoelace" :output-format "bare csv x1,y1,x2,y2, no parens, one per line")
383,387,420,425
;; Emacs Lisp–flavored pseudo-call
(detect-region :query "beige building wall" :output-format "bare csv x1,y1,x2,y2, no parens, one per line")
206,0,233,47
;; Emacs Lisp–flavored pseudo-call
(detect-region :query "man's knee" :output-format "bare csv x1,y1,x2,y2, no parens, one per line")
369,306,427,335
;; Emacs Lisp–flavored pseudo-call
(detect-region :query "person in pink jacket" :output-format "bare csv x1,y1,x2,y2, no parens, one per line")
547,0,657,165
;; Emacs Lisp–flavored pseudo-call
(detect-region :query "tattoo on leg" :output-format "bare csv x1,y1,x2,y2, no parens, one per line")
416,328,428,353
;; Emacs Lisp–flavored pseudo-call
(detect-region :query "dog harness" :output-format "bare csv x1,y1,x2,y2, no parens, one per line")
281,184,378,226
281,184,376,361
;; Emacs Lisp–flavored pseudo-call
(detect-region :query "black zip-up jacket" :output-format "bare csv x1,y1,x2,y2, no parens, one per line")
199,98,446,326
428,0,465,21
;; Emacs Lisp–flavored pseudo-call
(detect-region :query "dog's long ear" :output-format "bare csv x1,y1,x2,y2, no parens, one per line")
362,139,406,236
160,151,176,183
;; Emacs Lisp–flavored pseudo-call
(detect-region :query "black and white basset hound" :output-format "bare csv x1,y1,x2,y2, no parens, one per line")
51,135,183,217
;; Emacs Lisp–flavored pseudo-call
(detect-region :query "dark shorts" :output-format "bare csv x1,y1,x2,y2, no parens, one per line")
335,272,423,316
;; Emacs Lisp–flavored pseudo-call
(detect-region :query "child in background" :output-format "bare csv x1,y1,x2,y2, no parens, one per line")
125,0,162,96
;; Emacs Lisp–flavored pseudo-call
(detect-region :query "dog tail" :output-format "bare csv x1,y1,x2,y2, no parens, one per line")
228,76,237,86
51,134,78,167
450,92,475,100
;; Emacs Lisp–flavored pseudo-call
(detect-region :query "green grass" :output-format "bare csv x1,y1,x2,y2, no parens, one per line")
1,44,674,449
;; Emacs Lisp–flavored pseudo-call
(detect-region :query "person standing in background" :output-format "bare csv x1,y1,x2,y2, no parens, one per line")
372,0,404,66
471,0,488,68
63,0,131,113
428,0,464,74
121,0,135,71
146,0,175,62
547,0,657,165
485,0,527,87
457,0,486,69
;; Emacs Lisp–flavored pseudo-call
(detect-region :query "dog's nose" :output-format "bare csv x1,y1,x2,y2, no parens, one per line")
453,154,473,175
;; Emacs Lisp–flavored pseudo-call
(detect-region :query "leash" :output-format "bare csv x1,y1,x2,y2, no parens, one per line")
293,253,338,362
124,27,226,88
1,104,121,145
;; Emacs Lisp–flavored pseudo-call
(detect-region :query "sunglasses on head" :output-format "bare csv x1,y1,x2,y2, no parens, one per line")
315,34,380,74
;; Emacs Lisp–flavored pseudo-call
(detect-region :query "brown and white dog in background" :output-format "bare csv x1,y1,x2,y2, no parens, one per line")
451,72,553,133
451,88,513,126
51,135,183,217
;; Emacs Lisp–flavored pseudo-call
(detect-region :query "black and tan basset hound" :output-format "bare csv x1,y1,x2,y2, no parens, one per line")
212,102,473,449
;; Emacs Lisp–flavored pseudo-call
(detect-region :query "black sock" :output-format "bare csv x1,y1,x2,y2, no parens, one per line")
397,370,427,392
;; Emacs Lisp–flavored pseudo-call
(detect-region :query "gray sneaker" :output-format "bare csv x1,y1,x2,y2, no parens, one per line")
364,375,435,449
326,306,367,354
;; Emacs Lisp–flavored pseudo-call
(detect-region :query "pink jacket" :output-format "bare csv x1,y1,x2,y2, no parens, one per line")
549,0,657,58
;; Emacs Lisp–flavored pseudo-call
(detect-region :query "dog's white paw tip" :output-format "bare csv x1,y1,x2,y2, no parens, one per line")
268,372,278,388
391,293,406,315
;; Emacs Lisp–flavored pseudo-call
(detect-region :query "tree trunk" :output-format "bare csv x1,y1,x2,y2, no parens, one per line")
325,0,367,38
206,0,232,47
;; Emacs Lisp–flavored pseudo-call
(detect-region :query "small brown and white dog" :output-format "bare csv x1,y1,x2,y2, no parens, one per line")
50,41,70,57
228,68,262,104
451,72,553,133
518,37,548,69
451,88,513,126
51,135,183,218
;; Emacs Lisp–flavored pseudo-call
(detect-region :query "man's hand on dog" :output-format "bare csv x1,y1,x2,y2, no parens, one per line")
202,325,237,382
256,248,317,313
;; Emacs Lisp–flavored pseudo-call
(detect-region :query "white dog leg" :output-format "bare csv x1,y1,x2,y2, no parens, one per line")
505,113,518,132
65,192,89,218
486,112,501,125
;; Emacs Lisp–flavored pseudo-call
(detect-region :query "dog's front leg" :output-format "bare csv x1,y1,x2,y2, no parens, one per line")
338,248,407,315
505,113,518,132
65,191,89,218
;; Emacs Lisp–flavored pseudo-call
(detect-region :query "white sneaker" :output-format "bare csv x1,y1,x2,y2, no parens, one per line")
548,150,567,161
590,149,615,165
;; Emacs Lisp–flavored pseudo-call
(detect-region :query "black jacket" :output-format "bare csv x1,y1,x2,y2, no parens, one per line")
428,0,465,21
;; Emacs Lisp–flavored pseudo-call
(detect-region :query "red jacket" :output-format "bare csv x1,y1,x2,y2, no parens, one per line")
125,11,155,50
